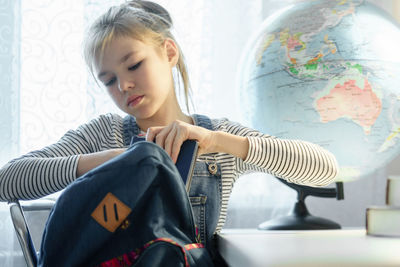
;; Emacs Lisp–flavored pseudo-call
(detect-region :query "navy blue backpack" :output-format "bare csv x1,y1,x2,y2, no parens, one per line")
38,141,213,266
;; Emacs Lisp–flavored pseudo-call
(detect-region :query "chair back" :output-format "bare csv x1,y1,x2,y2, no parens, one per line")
9,200,38,267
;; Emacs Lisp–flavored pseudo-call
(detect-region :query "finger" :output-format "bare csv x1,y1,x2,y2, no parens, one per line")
171,139,184,164
146,127,163,142
155,124,173,148
164,126,177,158
170,127,186,163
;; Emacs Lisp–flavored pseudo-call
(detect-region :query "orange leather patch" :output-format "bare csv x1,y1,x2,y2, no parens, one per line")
91,192,132,233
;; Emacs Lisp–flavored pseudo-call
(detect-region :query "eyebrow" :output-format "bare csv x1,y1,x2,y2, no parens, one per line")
97,51,137,79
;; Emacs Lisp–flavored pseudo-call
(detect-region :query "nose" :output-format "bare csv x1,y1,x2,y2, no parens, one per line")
118,77,135,92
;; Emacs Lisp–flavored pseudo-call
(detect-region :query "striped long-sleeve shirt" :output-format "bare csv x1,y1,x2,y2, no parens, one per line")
0,113,338,232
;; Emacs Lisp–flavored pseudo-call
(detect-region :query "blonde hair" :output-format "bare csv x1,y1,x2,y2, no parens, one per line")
84,0,191,112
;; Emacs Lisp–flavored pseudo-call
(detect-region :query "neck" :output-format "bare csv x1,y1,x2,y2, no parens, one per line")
135,99,193,132
137,112,192,132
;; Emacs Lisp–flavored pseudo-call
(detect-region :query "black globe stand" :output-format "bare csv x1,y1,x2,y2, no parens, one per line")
258,178,344,230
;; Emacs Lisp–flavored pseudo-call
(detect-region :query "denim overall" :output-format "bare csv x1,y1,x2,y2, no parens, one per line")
122,114,222,253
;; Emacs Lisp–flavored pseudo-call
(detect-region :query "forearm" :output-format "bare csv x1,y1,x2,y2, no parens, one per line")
76,148,126,177
216,119,338,186
0,156,80,201
244,136,338,186
212,131,249,160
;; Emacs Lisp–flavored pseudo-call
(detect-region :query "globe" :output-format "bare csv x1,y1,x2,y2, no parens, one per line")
238,0,400,182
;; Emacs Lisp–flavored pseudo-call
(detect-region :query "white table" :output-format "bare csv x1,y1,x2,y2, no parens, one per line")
217,228,400,267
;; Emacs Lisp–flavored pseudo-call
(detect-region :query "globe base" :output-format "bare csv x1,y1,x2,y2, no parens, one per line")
258,200,341,230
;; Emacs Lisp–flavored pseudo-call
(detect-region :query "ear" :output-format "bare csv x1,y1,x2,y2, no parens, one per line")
164,38,179,67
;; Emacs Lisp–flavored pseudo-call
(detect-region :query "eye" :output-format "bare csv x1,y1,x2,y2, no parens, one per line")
128,61,142,71
105,77,116,87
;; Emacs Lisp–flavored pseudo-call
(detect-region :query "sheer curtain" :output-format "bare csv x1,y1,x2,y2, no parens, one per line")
0,1,267,265
14,0,265,155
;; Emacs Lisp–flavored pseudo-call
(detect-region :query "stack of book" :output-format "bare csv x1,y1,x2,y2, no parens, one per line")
366,176,400,237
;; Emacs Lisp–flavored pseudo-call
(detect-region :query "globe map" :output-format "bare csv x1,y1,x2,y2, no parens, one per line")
239,0,400,182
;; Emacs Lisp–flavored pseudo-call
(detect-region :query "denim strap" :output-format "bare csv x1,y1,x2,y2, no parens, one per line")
122,115,141,146
191,114,213,131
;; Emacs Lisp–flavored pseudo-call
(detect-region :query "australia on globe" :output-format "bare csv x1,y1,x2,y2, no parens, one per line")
238,0,400,182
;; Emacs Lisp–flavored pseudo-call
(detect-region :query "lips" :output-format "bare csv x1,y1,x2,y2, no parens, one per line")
127,95,143,107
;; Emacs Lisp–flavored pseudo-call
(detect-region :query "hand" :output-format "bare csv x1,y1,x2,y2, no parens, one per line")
146,120,215,163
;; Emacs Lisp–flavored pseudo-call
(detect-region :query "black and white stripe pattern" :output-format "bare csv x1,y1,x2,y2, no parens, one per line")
208,118,337,232
0,113,124,200
0,113,338,233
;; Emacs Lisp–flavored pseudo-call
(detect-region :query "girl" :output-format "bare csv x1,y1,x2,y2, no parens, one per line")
0,0,338,265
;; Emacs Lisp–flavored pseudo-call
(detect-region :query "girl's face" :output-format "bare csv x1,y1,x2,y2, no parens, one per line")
96,36,178,122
